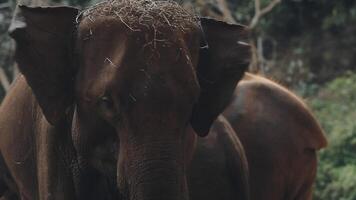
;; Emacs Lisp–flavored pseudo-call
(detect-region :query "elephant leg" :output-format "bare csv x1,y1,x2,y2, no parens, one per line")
284,149,317,200
188,116,249,200
0,153,7,196
0,167,19,200
0,154,18,200
293,150,317,200
0,178,6,197
0,180,7,199
294,184,313,200
0,190,19,200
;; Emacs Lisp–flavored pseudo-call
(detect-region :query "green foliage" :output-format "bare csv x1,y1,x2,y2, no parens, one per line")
305,73,356,200
233,0,356,85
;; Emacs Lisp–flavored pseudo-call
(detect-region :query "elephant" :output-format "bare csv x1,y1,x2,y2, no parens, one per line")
223,73,328,200
0,0,251,199
188,115,249,200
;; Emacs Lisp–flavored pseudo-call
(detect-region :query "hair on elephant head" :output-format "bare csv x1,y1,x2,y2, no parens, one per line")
9,0,250,199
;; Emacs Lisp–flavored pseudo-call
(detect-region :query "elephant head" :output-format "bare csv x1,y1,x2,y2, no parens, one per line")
9,1,250,199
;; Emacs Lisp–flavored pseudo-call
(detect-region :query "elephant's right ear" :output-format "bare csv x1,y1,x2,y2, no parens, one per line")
9,5,79,125
191,18,251,137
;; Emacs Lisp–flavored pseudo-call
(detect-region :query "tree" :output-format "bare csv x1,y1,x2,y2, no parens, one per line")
181,0,281,74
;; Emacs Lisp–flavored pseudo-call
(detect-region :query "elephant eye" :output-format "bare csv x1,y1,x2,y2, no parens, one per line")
99,95,114,109
97,95,121,123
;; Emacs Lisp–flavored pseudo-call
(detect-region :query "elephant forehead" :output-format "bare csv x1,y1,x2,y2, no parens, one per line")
78,0,199,33
77,0,202,70
75,0,201,104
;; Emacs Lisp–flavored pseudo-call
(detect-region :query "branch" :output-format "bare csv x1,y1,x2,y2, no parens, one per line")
215,0,236,23
260,0,281,16
0,2,11,9
249,0,281,29
0,67,10,92
194,0,236,23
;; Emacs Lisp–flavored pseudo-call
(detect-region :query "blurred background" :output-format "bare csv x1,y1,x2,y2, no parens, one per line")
0,0,355,199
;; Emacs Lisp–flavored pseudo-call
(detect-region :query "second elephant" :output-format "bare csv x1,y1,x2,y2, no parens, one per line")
224,73,328,200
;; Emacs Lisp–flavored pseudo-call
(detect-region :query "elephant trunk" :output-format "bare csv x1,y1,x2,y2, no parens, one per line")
119,140,189,200
131,164,188,200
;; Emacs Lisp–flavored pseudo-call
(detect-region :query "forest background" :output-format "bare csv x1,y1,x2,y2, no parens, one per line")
0,0,355,199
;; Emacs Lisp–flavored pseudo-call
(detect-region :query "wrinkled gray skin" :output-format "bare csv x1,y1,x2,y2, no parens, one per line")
0,1,251,200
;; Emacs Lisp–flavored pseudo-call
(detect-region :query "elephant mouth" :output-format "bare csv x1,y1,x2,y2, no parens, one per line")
89,139,118,177
79,140,120,200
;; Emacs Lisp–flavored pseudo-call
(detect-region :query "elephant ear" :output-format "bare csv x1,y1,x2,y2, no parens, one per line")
191,18,251,137
9,5,79,125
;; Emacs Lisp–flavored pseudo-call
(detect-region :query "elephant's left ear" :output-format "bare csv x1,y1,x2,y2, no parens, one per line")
191,18,251,137
9,5,79,125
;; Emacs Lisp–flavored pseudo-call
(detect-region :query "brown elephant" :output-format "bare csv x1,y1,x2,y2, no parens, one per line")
0,0,251,199
188,115,249,200
223,73,328,200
